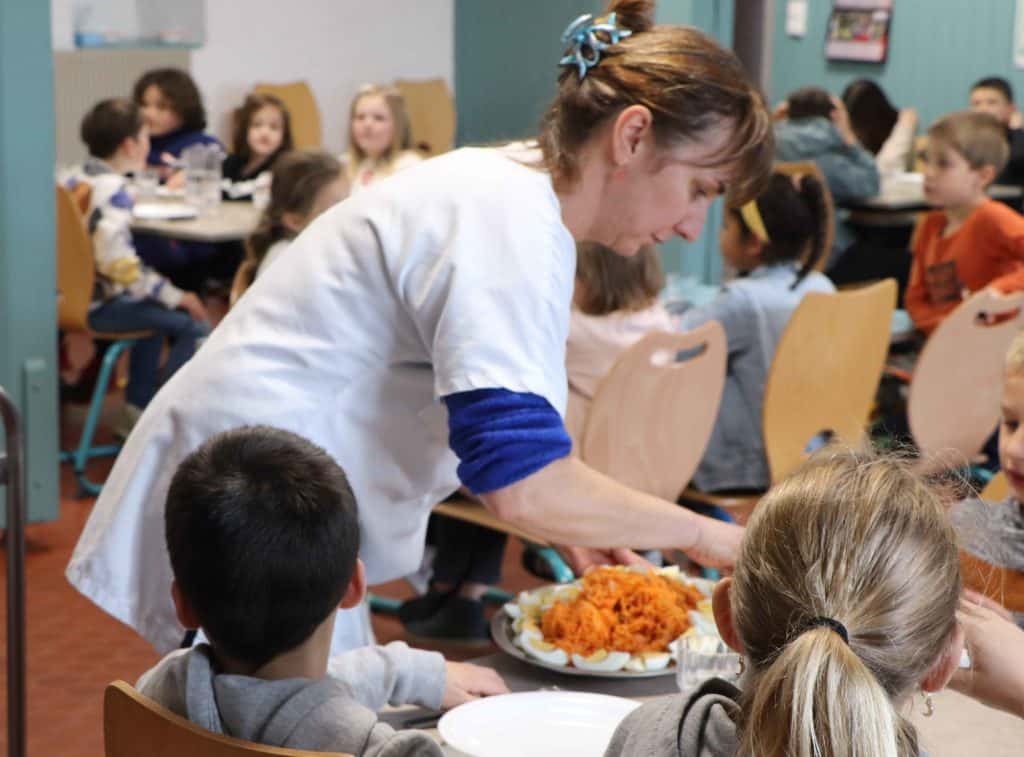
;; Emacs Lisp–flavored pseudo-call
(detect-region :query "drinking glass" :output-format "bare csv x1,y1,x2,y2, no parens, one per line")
676,635,741,695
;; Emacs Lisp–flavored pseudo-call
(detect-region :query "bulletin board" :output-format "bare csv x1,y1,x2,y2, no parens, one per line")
825,0,893,63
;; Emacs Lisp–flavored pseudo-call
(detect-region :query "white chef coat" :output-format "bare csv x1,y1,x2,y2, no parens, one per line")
66,147,576,654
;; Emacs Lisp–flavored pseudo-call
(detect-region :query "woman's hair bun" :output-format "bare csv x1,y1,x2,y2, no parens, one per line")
604,0,655,35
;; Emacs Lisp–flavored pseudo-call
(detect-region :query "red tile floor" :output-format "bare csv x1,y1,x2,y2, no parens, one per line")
0,401,542,756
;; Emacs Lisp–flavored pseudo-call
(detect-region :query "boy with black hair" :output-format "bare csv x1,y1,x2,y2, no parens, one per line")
64,97,208,436
969,76,1024,189
136,425,506,755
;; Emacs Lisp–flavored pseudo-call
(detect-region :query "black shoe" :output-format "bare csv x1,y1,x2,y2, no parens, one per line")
402,594,490,645
398,589,451,624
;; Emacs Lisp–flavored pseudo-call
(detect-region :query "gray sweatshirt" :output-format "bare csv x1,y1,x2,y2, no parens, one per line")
951,495,1024,628
136,642,445,756
604,678,741,757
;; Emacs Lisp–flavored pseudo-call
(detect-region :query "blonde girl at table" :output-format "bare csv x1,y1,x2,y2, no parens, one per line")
231,150,348,305
68,0,773,655
606,449,966,757
343,84,423,194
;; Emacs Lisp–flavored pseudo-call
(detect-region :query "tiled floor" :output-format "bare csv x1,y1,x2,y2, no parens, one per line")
0,404,542,756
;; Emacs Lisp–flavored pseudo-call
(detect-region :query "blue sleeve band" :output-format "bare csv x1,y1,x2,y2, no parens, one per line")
444,388,572,495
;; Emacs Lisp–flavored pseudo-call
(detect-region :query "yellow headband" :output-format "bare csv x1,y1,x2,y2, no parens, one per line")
739,200,770,243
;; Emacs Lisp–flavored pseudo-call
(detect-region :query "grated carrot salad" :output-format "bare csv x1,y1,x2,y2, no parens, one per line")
540,567,704,656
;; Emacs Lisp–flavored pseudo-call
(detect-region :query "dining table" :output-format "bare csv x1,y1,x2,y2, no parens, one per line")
130,199,260,243
841,175,1022,227
382,651,1024,756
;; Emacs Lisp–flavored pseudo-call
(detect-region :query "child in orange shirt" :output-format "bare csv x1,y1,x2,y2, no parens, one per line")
906,110,1024,335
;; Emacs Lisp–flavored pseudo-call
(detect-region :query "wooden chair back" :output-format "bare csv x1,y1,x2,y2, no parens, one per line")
774,161,835,271
581,322,727,502
253,81,322,149
762,279,896,481
908,289,1024,467
56,183,97,333
393,78,456,157
104,681,353,757
981,471,1009,502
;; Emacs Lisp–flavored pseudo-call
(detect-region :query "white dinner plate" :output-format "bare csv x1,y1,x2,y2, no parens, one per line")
155,186,186,198
438,691,639,757
133,202,198,220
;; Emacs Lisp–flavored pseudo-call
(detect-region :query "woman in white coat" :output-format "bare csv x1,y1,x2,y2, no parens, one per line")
67,0,773,654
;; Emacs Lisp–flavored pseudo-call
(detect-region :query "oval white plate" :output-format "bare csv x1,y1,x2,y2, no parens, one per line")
133,202,198,220
438,691,639,757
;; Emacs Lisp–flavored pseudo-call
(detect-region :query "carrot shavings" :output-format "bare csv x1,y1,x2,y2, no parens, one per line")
540,567,704,656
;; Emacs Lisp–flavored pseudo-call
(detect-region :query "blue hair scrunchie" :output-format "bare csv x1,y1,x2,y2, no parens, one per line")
559,12,633,80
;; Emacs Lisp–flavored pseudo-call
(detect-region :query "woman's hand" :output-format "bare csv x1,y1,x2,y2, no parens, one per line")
442,662,509,709
950,598,1024,719
558,546,653,576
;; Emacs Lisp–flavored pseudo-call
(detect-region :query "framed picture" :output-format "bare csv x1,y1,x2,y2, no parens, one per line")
825,1,893,63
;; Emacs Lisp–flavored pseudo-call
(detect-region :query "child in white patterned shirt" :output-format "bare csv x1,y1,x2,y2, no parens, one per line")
64,98,208,433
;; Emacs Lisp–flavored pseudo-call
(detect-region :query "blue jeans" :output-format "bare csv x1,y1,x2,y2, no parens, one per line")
88,295,208,408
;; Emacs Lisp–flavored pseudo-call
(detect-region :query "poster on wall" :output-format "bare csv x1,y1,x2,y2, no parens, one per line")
825,0,893,63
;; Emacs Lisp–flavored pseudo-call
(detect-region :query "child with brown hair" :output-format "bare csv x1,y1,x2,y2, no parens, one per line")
906,110,1024,335
343,84,422,193
680,171,834,494
607,448,966,756
222,93,293,200
132,67,222,182
231,150,348,304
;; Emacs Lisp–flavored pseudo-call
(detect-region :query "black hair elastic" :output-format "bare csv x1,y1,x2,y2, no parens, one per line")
802,616,850,645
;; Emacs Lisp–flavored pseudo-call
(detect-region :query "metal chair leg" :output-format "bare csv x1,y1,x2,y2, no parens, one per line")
70,339,133,496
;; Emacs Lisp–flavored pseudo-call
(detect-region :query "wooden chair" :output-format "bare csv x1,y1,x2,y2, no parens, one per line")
56,184,155,496
434,321,728,578
684,279,897,521
774,161,835,271
393,78,456,157
981,471,1009,502
253,81,322,149
907,289,1024,473
104,681,353,757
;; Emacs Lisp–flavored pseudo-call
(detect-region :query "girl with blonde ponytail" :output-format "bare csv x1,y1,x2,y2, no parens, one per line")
606,449,965,757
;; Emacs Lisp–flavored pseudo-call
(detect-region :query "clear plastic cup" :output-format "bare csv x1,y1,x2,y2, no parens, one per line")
675,635,741,695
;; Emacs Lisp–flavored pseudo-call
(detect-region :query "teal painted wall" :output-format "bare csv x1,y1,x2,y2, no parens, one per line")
771,0,1024,130
454,0,735,281
0,1,60,523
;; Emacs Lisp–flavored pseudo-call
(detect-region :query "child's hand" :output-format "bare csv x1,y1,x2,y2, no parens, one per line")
178,292,210,323
442,662,509,709
164,170,186,190
950,599,1024,719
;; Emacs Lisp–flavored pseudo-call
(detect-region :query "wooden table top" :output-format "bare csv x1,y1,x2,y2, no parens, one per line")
130,200,260,242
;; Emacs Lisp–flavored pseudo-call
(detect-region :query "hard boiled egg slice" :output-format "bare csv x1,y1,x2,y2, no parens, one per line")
688,610,719,636
639,652,672,671
503,602,521,620
624,656,646,673
657,565,682,580
571,650,631,672
519,634,569,666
